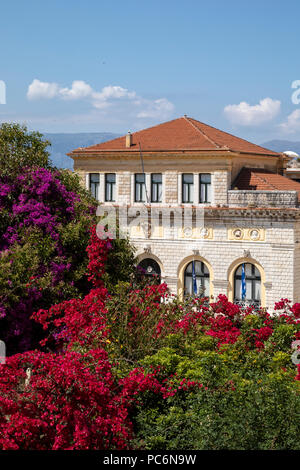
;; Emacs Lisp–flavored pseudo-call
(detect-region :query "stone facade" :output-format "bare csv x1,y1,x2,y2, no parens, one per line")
212,170,231,205
164,172,178,204
130,208,300,308
228,190,299,208
117,172,131,205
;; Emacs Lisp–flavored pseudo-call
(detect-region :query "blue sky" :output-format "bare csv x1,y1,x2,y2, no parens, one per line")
1,0,300,143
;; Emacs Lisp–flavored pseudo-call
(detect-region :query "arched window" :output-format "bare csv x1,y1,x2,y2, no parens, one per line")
184,260,209,297
137,258,161,284
234,263,261,306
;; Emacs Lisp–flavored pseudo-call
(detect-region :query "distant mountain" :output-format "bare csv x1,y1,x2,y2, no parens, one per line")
44,132,121,169
261,140,300,155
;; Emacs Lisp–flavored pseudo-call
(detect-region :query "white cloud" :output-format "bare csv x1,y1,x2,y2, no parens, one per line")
28,79,94,101
60,80,94,100
224,98,281,126
92,85,136,109
278,109,300,134
26,79,174,121
137,98,175,119
27,79,60,100
93,85,136,101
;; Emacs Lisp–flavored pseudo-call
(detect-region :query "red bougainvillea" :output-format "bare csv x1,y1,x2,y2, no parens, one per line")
32,225,110,350
86,224,111,288
0,349,132,450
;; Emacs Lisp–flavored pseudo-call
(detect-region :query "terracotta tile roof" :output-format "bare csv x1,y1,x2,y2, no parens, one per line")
233,167,300,200
69,116,280,156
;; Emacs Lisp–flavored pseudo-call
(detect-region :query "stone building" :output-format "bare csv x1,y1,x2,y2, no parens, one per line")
69,116,300,308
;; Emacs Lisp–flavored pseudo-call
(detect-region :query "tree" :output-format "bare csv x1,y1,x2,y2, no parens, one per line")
0,123,51,176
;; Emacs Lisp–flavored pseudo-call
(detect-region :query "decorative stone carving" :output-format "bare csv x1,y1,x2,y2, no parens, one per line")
200,227,209,238
183,227,193,238
249,229,259,240
233,228,243,239
228,228,265,242
178,226,213,240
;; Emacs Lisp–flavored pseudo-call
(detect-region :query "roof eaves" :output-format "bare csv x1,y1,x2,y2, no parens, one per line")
69,147,280,157
227,148,281,157
68,147,234,156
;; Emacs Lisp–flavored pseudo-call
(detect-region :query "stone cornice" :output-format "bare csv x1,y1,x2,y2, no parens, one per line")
107,204,300,221
205,206,300,220
69,150,279,160
71,151,233,161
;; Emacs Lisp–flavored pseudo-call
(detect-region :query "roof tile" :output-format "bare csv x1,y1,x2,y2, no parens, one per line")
233,167,300,200
70,116,280,156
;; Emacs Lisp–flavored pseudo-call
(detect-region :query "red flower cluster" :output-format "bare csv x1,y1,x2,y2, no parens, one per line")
206,315,241,346
251,326,273,349
172,295,243,346
0,349,132,450
32,225,111,349
86,224,110,288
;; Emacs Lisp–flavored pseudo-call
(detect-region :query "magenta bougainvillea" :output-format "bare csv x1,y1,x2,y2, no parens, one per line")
0,166,96,354
1,168,80,248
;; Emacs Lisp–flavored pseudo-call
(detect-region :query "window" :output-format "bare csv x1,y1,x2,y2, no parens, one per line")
184,260,209,297
199,173,211,203
135,174,146,202
89,173,99,200
234,263,261,306
137,258,161,284
105,173,116,202
151,173,162,203
182,174,194,203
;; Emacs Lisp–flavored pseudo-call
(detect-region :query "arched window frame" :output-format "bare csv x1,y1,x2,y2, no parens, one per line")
177,256,214,301
137,258,161,284
233,262,261,306
183,260,210,298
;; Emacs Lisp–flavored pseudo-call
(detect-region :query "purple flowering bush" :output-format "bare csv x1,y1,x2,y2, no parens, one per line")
0,166,98,354
0,123,136,355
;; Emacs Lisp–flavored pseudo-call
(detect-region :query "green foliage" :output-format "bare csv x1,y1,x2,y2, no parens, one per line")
269,324,298,350
0,123,51,175
131,314,300,450
133,377,300,450
102,284,184,374
102,238,136,294
0,235,43,306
